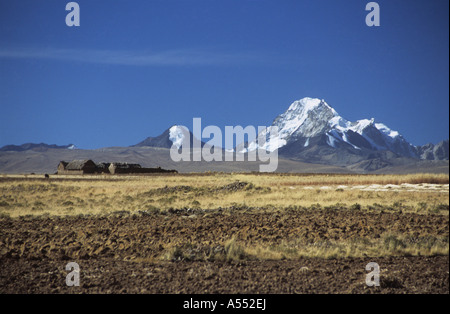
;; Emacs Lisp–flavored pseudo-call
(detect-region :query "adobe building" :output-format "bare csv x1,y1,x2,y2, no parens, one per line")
57,160,178,175
95,162,111,174
108,162,142,174
57,160,97,175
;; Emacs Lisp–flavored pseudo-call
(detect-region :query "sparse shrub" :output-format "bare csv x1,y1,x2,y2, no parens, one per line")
431,204,449,213
143,205,160,214
367,203,389,212
350,237,372,246
383,234,406,251
158,196,177,205
191,200,201,209
163,246,184,261
123,195,134,202
111,210,130,216
224,237,246,261
62,201,74,206
244,183,255,190
334,203,348,211
350,203,361,211
417,202,428,212
309,203,322,210
0,201,10,207
74,197,85,205
392,201,402,208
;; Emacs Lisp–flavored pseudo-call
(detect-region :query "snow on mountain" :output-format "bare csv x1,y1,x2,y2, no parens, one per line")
248,97,418,158
169,125,187,149
253,98,336,151
247,125,286,152
303,138,309,147
274,97,338,139
134,125,205,150
375,123,400,139
130,96,447,164
326,132,339,148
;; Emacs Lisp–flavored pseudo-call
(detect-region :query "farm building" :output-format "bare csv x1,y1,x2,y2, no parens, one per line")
109,163,178,174
57,160,177,175
95,162,111,174
57,160,97,175
57,161,69,173
108,162,142,174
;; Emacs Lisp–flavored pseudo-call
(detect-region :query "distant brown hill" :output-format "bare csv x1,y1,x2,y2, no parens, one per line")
0,146,448,175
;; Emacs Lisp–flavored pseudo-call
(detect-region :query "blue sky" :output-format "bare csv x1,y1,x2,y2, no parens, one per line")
0,0,448,149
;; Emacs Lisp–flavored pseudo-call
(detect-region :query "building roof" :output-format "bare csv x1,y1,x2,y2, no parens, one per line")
65,159,95,170
109,162,142,169
95,162,111,169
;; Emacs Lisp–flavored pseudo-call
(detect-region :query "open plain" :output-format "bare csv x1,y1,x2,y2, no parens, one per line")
0,173,448,294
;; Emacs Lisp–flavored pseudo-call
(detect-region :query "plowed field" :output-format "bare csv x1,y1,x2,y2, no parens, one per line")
1,209,448,293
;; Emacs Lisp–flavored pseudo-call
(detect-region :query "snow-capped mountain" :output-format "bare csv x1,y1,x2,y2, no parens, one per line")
248,97,419,158
133,125,205,149
129,97,447,170
1,97,447,173
169,125,189,149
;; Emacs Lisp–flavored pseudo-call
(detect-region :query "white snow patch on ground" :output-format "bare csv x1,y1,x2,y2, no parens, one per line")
302,183,449,193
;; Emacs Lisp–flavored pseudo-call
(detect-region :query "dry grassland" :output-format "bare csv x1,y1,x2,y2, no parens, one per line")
0,173,448,217
1,172,448,260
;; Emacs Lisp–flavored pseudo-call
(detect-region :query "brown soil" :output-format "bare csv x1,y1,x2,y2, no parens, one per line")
0,209,448,294
1,256,448,294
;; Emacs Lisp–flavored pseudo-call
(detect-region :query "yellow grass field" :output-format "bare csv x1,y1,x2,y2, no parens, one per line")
0,173,448,217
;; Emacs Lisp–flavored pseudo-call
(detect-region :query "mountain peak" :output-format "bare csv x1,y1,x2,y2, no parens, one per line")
134,124,205,149
169,125,188,149
272,97,340,141
131,96,447,168
287,97,338,116
133,127,174,148
287,97,321,111
249,97,421,160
